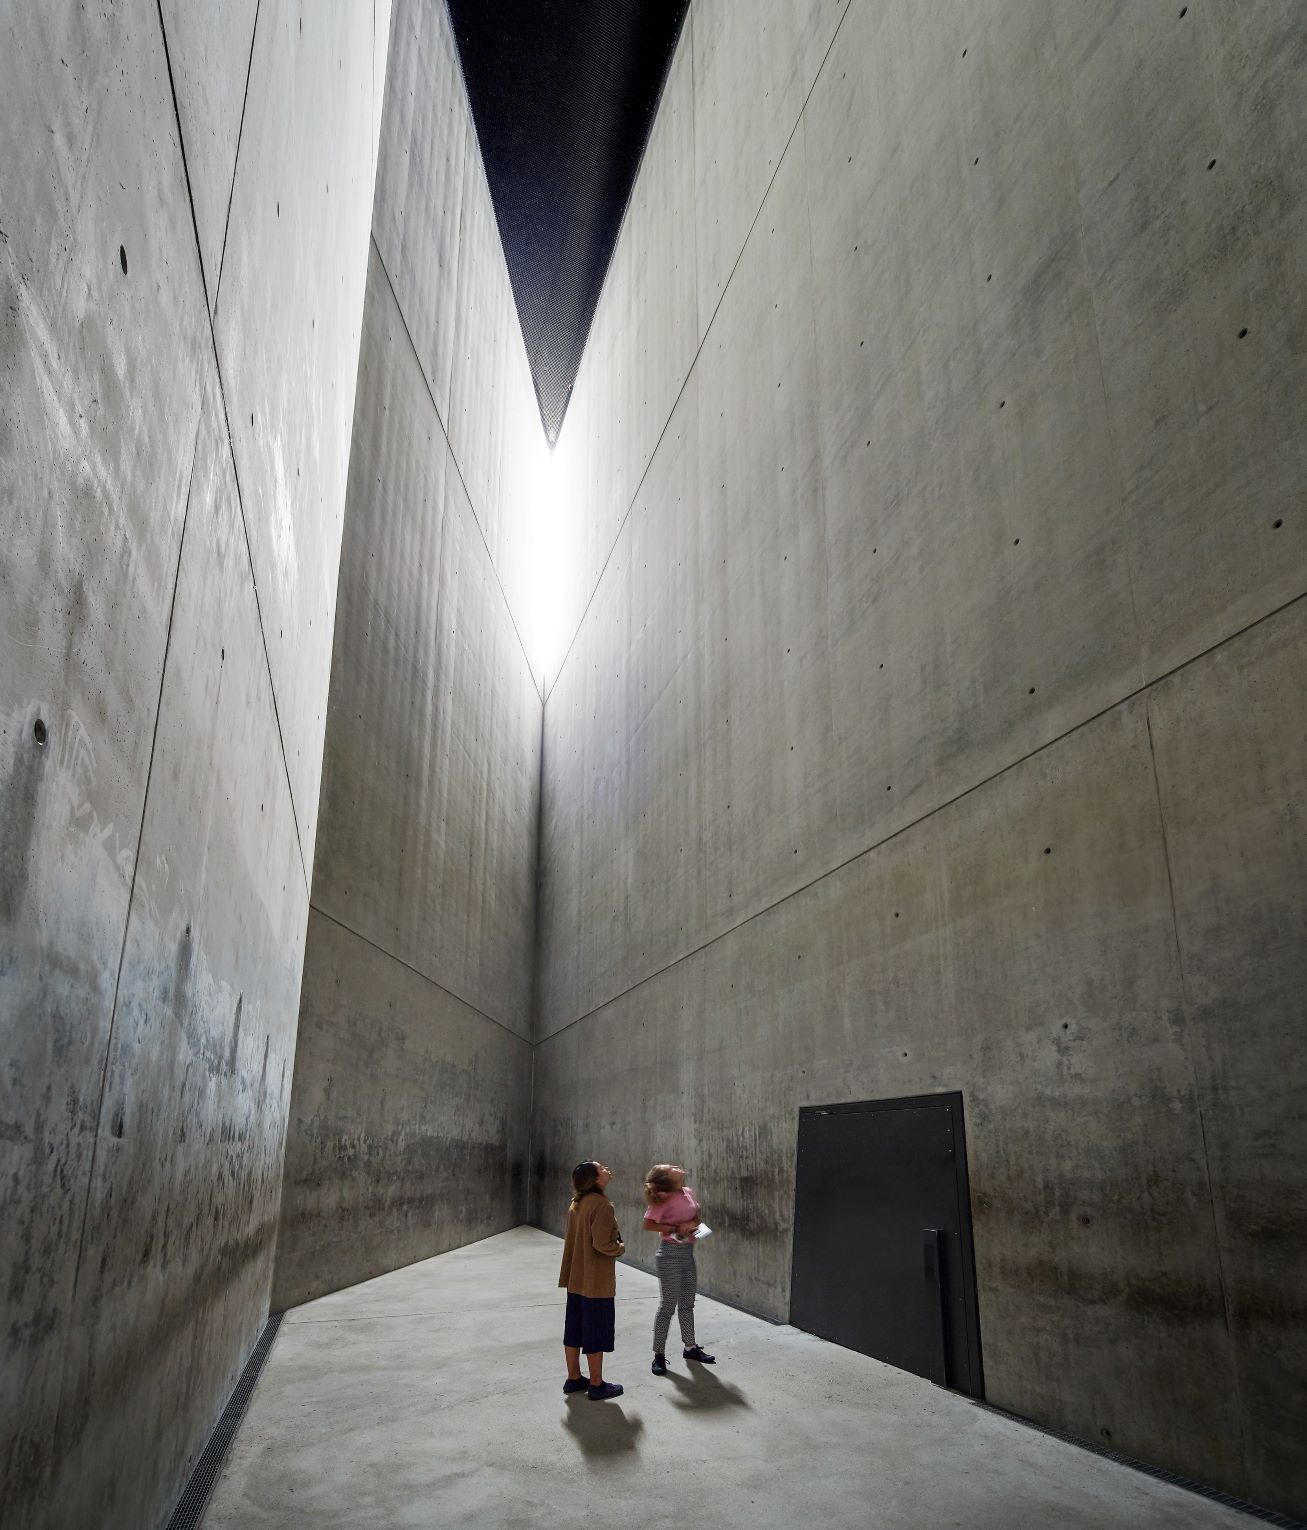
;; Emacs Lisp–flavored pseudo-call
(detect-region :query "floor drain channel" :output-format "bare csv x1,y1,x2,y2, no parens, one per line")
165,1310,285,1530
972,1400,1305,1528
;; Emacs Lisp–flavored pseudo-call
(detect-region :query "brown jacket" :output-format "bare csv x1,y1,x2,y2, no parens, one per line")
558,1190,625,1298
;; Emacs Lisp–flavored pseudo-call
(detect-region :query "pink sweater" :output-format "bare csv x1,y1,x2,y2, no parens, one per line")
647,1187,700,1244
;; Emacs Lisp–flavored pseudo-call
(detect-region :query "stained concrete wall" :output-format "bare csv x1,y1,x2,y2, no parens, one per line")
272,0,542,1309
0,2,384,1525
533,0,1307,1515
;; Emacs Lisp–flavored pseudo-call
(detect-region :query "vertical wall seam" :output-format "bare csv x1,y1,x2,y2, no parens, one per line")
154,0,212,313
155,0,312,894
62,405,205,1314
370,235,541,697
1048,14,1145,693
62,0,220,1316
1142,699,1248,1484
208,347,311,894
213,0,262,317
541,0,857,705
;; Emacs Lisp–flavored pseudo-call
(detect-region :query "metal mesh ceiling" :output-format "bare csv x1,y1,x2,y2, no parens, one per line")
446,0,689,444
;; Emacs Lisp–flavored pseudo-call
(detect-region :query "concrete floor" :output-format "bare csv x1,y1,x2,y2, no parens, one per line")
202,1228,1253,1529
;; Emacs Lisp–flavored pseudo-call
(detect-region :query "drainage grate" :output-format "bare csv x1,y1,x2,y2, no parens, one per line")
164,1310,284,1530
973,1400,1306,1529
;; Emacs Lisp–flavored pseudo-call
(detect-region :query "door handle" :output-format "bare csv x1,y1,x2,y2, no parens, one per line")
923,1228,949,1387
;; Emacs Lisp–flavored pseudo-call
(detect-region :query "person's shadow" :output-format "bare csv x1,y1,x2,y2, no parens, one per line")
662,1366,751,1412
562,1394,645,1459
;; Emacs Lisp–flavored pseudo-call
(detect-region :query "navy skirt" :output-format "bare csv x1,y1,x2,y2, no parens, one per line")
563,1292,615,1354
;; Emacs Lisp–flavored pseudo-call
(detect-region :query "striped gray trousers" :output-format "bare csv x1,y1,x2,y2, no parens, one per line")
653,1241,697,1351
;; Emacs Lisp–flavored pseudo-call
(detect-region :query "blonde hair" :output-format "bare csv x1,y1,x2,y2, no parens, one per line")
643,1164,683,1205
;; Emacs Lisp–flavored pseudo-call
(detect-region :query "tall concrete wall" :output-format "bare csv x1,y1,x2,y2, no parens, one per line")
532,0,1307,1515
273,0,542,1309
0,2,385,1525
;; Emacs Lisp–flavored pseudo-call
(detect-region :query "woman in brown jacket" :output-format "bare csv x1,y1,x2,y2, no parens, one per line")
558,1160,625,1400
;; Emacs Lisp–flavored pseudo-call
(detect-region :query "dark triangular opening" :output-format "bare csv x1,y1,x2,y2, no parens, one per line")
447,0,689,444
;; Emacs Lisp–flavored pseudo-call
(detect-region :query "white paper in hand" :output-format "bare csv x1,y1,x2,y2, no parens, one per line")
693,1223,712,1241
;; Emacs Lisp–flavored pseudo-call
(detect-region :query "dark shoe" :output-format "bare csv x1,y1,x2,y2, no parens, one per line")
563,1377,589,1394
651,1353,667,1376
587,1381,624,1401
683,1345,716,1364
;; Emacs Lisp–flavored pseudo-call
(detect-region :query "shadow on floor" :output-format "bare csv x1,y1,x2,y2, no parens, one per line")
562,1395,645,1459
661,1366,751,1411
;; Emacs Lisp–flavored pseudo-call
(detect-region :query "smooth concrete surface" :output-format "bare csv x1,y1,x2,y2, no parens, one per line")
0,1,381,1524
1146,600,1307,1500
205,1227,1251,1530
1,3,209,1515
274,0,541,1309
49,376,309,1529
272,912,530,1308
159,0,260,304
535,0,1307,1515
307,250,540,1033
213,0,382,879
535,697,1241,1485
375,0,549,666
6,0,1305,1522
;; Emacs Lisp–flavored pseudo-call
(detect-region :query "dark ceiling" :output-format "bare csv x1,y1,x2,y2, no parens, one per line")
447,0,690,444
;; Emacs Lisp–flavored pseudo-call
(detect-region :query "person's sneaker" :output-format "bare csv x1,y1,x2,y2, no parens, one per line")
587,1381,624,1401
651,1353,668,1376
683,1345,716,1364
563,1377,589,1394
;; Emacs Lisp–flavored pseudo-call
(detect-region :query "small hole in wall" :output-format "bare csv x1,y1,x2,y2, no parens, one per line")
1238,327,1248,338
119,245,127,274
1272,518,1283,529
33,718,47,746
1044,847,1052,855
1028,686,1036,695
1207,158,1216,170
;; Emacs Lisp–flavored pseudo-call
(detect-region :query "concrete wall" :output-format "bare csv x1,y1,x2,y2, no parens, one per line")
0,2,384,1525
273,0,542,1309
532,0,1307,1515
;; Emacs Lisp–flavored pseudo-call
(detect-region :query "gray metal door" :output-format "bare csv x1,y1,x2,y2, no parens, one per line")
789,1093,983,1396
